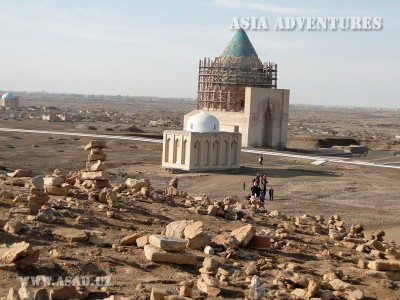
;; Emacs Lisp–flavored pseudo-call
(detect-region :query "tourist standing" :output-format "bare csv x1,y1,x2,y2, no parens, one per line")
269,187,274,201
259,155,263,165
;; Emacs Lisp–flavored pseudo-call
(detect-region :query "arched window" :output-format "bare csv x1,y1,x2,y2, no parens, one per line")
222,140,228,165
205,140,210,166
182,139,187,164
173,139,180,163
165,138,171,162
230,140,237,165
212,140,219,166
194,140,201,166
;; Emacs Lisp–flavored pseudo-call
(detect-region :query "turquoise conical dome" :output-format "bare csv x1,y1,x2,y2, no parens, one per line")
217,29,262,67
220,29,258,58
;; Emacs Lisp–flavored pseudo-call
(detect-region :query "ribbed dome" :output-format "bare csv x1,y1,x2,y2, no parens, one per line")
186,111,220,133
2,92,15,100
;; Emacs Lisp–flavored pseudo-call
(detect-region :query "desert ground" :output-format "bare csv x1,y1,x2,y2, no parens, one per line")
0,94,399,299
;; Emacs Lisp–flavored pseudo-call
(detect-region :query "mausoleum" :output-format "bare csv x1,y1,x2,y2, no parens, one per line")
162,111,241,171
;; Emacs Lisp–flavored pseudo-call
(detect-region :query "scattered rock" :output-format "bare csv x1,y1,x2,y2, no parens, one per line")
231,224,256,247
53,228,88,242
50,286,89,300
144,245,196,265
149,235,188,251
4,219,22,234
121,232,146,246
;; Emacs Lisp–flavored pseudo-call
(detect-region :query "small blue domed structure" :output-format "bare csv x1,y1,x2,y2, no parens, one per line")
186,111,220,133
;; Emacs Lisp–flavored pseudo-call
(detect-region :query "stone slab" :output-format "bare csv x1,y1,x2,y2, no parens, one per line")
144,245,196,265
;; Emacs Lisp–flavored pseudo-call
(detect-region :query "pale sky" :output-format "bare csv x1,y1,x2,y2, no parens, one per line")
0,0,399,108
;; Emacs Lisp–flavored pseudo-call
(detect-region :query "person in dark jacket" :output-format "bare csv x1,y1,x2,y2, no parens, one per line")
269,187,274,201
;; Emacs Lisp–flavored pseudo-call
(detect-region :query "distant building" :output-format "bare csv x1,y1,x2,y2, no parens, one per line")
42,113,60,122
162,111,241,171
1,92,19,108
184,29,289,149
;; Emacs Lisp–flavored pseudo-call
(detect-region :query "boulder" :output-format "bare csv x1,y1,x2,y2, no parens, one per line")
7,169,33,178
247,235,271,249
165,220,194,238
149,235,188,251
125,178,150,190
18,286,34,300
52,228,88,242
31,176,44,190
84,140,106,151
348,289,365,300
121,232,146,246
207,205,217,216
368,260,400,271
183,221,212,250
144,245,196,265
187,232,212,250
0,242,33,264
231,224,256,247
291,289,306,298
165,186,179,196
14,249,40,269
43,176,64,187
0,190,15,199
197,278,221,297
50,286,89,300
136,235,149,248
45,185,69,196
89,232,112,247
5,288,21,300
86,160,106,171
33,288,50,300
4,219,22,234
366,239,386,252
329,279,355,291
81,171,109,181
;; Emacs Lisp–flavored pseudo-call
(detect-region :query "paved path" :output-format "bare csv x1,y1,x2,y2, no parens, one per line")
1,127,399,170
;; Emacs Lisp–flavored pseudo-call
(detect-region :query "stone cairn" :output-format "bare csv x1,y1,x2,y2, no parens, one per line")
28,176,49,214
44,169,69,197
80,140,111,201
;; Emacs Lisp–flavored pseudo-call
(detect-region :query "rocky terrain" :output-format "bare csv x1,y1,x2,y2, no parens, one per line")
0,140,399,300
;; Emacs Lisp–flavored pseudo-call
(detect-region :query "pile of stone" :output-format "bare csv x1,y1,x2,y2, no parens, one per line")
293,214,327,235
164,177,187,197
165,220,212,250
209,224,270,260
189,195,247,221
28,176,49,214
143,234,196,265
327,214,347,241
79,140,111,195
126,178,152,197
197,257,221,296
44,170,69,196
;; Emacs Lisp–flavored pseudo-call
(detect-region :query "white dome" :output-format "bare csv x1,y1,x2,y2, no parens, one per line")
2,92,15,100
187,111,220,133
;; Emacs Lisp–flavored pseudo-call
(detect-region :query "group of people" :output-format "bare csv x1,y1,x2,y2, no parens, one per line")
244,173,274,203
